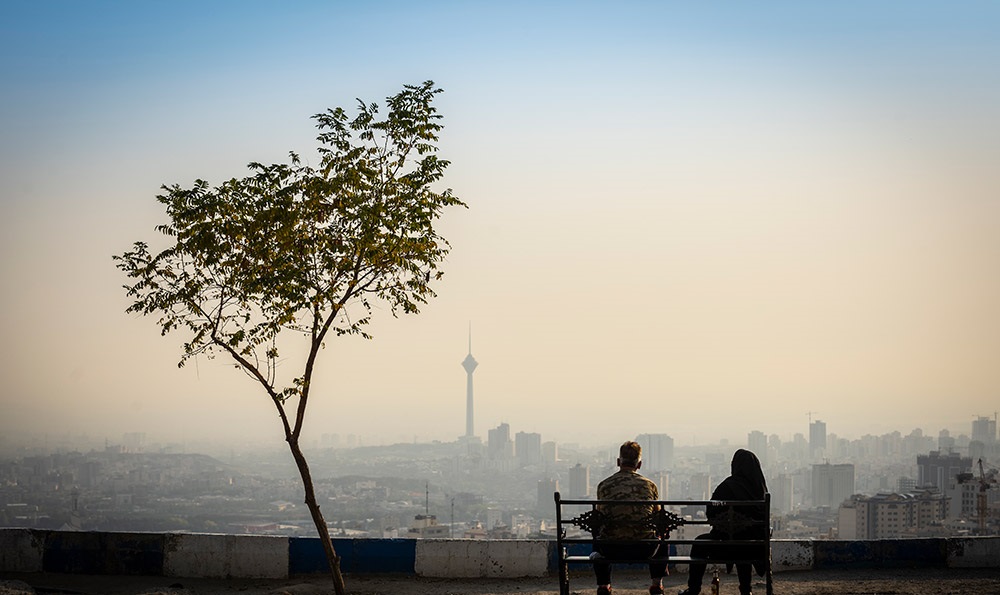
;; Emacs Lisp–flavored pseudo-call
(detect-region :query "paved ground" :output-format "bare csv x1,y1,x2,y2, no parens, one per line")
3,568,999,595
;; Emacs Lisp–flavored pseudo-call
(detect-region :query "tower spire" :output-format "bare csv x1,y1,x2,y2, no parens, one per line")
461,323,478,438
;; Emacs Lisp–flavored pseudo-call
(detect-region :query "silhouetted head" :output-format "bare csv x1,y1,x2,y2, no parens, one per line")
731,448,767,496
618,441,642,470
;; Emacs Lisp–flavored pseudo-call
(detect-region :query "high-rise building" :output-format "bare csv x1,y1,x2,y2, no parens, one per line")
945,472,979,520
487,423,512,460
792,433,809,462
748,431,768,466
938,430,956,452
542,441,558,465
969,440,987,462
772,473,794,514
537,478,558,515
515,431,542,466
972,415,997,444
838,490,947,539
647,470,670,499
634,433,674,472
897,476,917,493
812,463,855,508
810,420,827,459
944,469,1000,521
689,473,712,500
569,463,590,498
917,451,971,489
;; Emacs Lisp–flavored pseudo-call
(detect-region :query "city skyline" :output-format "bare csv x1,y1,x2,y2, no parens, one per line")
4,410,996,456
2,3,999,449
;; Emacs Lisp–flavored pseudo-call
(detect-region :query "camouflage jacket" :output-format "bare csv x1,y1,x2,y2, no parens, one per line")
595,469,660,540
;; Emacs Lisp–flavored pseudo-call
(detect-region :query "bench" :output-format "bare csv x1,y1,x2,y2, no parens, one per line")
554,491,772,595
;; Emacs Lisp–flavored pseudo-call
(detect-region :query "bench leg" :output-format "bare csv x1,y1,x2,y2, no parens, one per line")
765,554,773,595
559,548,570,595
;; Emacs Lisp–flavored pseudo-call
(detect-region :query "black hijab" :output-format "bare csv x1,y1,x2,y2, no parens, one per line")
730,448,767,499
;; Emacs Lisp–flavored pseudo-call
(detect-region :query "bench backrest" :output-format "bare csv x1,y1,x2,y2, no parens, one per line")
554,491,771,545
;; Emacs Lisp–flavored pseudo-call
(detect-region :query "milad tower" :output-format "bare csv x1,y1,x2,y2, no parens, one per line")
461,327,478,438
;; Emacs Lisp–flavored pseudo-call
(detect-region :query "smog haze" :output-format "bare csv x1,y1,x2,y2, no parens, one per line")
2,2,998,451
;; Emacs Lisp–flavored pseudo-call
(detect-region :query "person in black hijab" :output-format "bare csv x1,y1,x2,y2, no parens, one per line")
679,449,768,595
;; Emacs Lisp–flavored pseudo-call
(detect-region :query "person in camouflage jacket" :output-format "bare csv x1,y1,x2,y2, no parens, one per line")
592,441,668,595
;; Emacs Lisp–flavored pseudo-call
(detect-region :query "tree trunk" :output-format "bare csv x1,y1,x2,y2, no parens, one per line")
287,436,347,595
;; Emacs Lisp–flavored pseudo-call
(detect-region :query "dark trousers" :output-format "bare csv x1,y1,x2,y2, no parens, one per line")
592,542,667,585
687,534,753,594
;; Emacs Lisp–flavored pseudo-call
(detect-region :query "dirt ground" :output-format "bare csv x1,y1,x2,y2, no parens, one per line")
3,567,999,595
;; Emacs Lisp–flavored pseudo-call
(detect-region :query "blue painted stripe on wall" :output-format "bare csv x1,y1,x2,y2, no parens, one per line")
876,539,947,567
289,537,331,574
562,542,594,568
813,540,949,569
348,538,416,574
547,541,561,572
289,537,417,575
6,530,999,579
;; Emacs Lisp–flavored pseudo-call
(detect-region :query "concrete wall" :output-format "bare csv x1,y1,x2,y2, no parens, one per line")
0,529,44,573
771,540,813,571
414,539,549,578
0,530,997,579
946,537,1000,568
164,533,288,578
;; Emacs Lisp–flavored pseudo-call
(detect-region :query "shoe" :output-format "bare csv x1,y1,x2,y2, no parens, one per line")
678,589,699,595
650,586,665,595
597,587,613,595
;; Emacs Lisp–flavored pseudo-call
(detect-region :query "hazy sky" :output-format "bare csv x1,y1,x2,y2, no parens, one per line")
2,2,998,450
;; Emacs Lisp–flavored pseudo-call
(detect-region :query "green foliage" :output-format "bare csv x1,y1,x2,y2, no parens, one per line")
114,81,464,406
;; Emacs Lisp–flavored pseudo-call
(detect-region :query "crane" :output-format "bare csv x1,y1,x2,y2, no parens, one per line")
977,458,989,535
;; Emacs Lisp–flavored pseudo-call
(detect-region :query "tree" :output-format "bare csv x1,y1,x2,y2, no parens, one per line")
114,81,464,594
